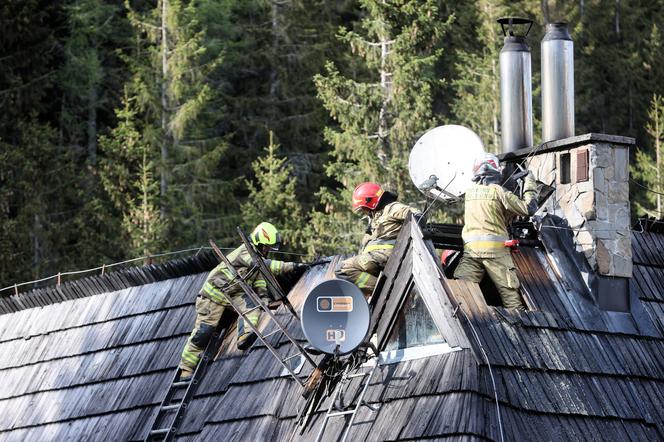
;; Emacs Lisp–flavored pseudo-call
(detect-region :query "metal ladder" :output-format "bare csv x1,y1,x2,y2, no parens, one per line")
315,356,381,442
144,321,228,441
236,226,300,318
209,239,317,387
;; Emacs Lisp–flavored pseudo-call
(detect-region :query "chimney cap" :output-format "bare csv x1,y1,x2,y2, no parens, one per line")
497,17,534,37
543,22,572,41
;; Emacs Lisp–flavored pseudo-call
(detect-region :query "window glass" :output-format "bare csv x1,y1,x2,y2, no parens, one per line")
384,284,445,351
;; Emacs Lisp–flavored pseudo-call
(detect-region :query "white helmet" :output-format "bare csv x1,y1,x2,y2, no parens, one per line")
472,152,501,178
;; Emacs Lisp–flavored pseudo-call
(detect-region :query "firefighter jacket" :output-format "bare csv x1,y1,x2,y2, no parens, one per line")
361,201,421,252
462,181,536,258
200,244,295,305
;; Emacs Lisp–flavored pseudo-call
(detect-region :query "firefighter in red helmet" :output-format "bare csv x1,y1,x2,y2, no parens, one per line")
336,182,421,296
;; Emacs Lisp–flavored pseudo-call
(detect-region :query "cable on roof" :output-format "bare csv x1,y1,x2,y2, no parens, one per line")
0,244,314,295
431,264,505,442
630,178,664,196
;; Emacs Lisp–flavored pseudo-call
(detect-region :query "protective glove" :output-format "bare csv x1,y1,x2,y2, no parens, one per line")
308,257,332,267
294,262,311,272
523,171,538,195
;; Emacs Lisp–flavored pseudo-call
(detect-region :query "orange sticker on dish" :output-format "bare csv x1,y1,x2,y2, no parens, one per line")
317,296,353,312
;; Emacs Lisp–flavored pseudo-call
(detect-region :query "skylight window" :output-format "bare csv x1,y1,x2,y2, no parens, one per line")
384,284,446,351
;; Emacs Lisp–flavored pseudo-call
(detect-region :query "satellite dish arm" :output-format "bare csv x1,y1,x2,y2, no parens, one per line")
419,174,459,201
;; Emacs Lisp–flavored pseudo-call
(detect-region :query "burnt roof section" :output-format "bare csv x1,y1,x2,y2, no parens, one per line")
1,218,664,440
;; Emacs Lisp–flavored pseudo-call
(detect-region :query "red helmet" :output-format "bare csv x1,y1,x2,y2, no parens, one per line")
352,182,384,212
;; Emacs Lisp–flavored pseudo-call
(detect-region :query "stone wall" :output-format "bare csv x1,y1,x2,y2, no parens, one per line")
527,137,632,277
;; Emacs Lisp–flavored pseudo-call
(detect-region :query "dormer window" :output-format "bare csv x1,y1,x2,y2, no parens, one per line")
384,284,445,351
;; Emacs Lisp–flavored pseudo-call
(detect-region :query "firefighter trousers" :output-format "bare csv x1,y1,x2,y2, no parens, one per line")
179,292,263,377
453,254,525,310
335,249,391,296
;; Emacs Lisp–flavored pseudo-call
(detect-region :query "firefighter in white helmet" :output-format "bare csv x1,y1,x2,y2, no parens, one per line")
454,153,538,310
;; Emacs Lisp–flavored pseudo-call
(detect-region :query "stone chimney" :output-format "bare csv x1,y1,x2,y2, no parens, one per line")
505,133,635,278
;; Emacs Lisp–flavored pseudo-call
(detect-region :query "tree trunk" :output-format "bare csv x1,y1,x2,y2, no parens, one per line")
657,100,661,216
541,0,550,24
32,213,42,279
87,82,97,165
160,0,169,218
580,0,585,19
269,0,280,98
378,29,392,180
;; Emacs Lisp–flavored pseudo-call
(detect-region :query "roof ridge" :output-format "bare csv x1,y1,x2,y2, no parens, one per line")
0,251,217,315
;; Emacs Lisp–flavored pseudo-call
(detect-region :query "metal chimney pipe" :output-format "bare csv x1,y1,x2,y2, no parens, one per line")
541,22,574,142
498,18,534,153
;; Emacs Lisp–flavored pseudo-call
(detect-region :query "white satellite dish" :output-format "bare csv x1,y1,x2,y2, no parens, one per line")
409,125,485,200
301,279,370,355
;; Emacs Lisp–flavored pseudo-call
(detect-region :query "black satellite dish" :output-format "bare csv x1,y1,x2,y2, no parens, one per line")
301,279,370,355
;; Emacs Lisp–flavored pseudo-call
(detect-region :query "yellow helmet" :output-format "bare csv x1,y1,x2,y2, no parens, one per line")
250,222,282,250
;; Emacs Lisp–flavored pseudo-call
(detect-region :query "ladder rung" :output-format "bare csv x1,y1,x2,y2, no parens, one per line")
242,305,262,316
161,404,180,412
328,410,356,417
172,380,190,389
347,372,370,379
263,329,282,339
149,428,170,436
282,353,302,363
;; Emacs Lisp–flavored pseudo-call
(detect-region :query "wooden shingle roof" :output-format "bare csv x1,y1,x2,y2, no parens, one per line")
1,218,664,440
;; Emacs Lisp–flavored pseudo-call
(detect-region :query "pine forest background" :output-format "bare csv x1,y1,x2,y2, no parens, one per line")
1,0,664,288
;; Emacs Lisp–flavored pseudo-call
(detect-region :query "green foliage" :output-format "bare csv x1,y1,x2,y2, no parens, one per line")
0,121,75,283
241,131,306,251
452,0,504,153
99,94,167,256
309,0,452,254
632,95,664,217
124,0,235,247
3,0,664,285
60,0,120,162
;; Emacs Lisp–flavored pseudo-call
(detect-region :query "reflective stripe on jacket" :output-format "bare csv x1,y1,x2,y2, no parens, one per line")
199,245,265,302
265,259,296,275
198,245,296,304
462,183,534,258
362,239,396,253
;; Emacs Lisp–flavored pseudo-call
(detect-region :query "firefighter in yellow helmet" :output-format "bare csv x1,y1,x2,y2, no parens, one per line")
454,153,539,310
178,222,306,381
336,182,421,296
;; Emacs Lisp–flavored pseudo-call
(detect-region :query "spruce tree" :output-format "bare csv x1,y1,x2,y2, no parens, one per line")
59,0,120,163
217,0,348,209
308,0,452,255
632,95,664,218
124,0,231,247
0,1,76,285
241,131,306,251
452,0,504,153
0,121,76,285
98,94,167,257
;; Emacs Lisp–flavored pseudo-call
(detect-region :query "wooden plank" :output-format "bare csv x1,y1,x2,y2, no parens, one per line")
376,250,413,350
369,224,413,337
410,224,471,349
